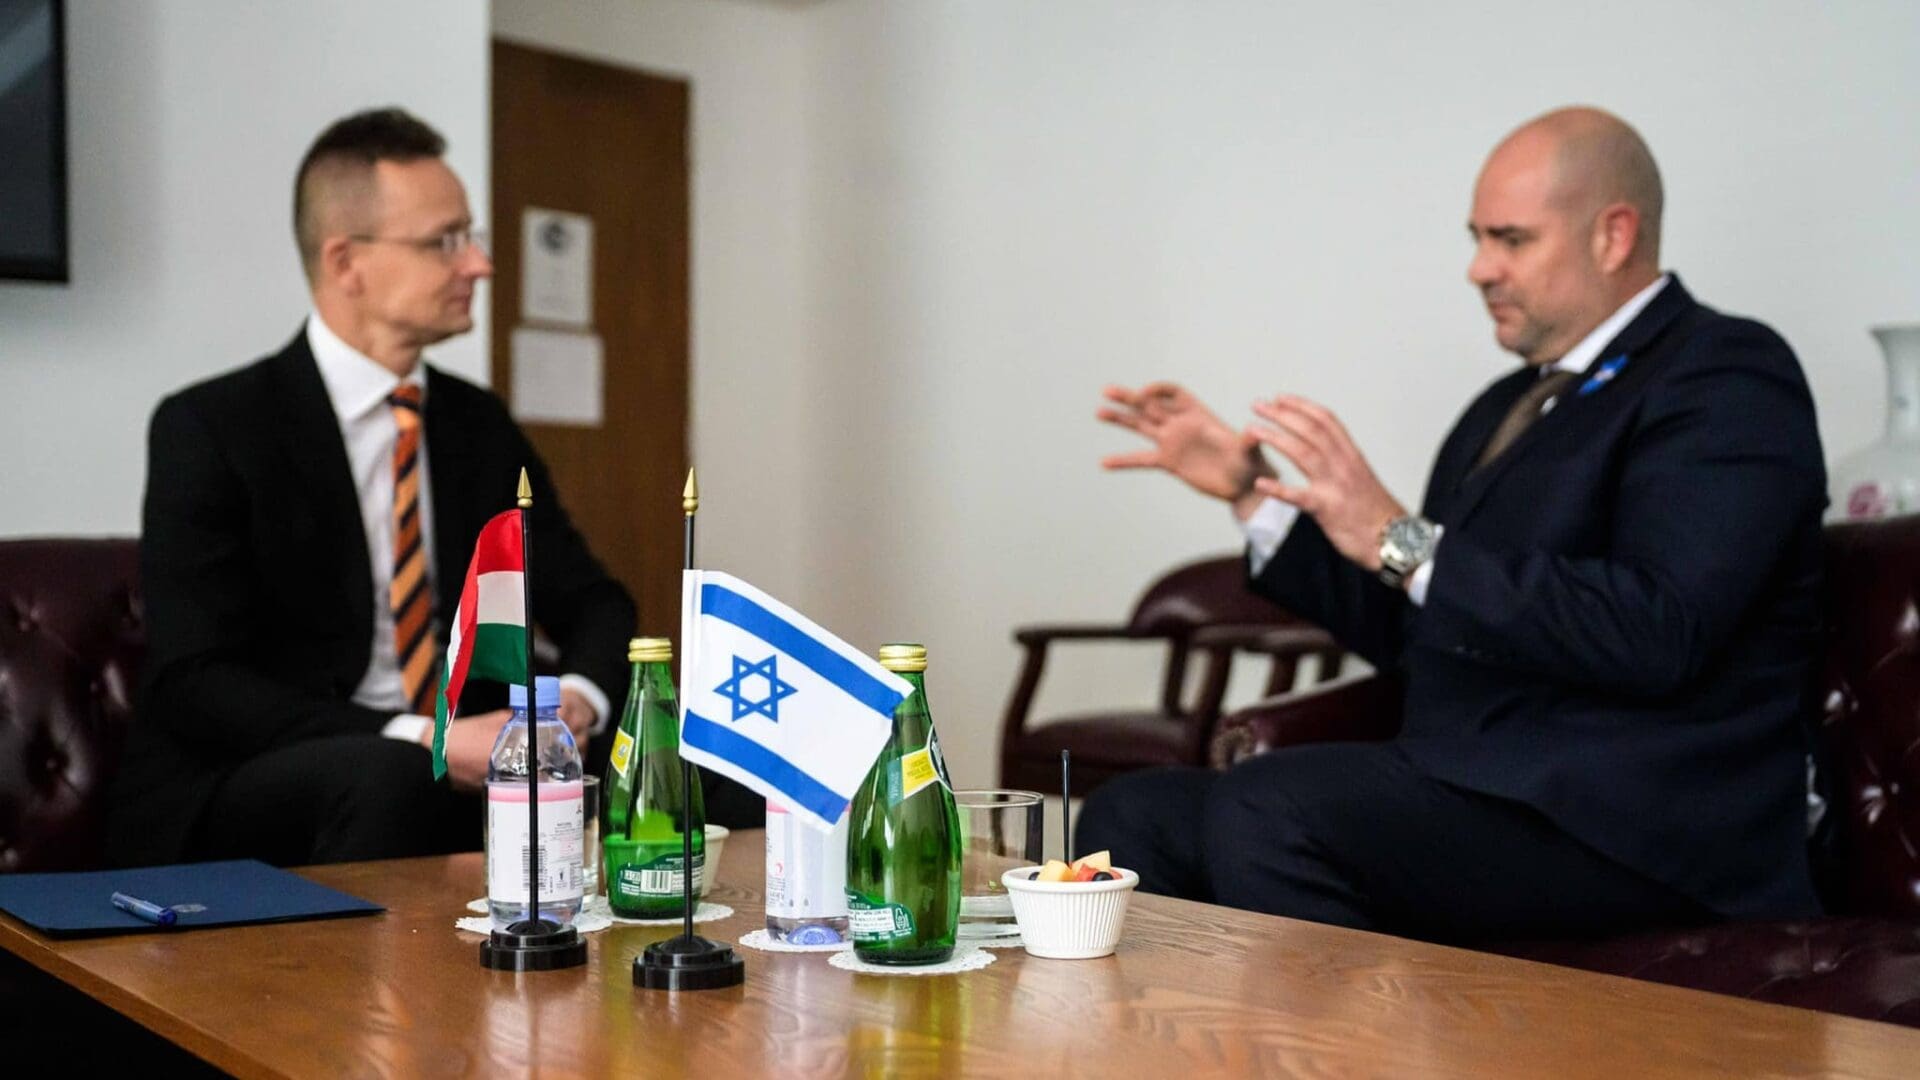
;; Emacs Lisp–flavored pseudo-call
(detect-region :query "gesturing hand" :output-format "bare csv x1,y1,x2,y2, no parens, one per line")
1098,382,1274,519
1247,395,1407,573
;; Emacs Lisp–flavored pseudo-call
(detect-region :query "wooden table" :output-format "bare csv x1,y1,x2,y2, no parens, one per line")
4,835,1918,1078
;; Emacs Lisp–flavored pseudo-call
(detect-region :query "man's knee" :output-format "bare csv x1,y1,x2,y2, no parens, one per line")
1076,768,1200,853
310,738,465,860
1201,744,1411,919
330,739,440,812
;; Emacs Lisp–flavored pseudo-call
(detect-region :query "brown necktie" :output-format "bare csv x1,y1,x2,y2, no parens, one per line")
388,385,437,715
1474,369,1578,469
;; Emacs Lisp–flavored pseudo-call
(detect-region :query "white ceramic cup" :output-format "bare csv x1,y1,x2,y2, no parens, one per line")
701,824,729,899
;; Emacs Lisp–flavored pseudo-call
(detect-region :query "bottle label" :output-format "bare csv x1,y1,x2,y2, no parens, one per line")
485,782,584,904
766,804,849,919
610,849,705,901
608,729,636,776
888,746,938,807
846,890,916,941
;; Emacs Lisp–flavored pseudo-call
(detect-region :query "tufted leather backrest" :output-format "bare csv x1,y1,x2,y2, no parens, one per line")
1819,518,1920,918
1127,555,1300,635
0,538,142,873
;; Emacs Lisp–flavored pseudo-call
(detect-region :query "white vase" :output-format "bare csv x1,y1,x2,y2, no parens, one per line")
1828,325,1920,522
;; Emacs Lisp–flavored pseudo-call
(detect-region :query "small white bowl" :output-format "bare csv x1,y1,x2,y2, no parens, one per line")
701,824,729,899
1001,866,1139,959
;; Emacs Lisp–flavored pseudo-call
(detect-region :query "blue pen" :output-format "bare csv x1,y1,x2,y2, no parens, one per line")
111,891,178,927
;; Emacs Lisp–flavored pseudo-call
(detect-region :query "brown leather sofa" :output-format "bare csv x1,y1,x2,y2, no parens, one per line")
0,538,141,874
1211,517,1920,1028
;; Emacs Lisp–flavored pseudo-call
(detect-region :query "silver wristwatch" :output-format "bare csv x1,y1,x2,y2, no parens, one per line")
1378,514,1439,589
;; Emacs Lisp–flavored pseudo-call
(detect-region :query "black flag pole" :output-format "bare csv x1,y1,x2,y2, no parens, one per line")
523,471,539,928
636,467,746,991
481,467,587,971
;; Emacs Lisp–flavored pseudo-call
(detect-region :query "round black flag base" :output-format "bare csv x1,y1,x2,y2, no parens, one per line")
635,934,746,991
480,919,589,971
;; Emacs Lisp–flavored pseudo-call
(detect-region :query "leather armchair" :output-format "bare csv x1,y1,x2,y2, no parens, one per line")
0,538,142,873
1209,518,1920,1028
999,555,1342,795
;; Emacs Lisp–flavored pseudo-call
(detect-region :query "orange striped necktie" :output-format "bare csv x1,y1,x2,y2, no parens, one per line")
388,385,437,716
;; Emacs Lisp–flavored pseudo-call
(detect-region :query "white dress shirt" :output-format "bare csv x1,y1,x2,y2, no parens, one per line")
306,313,609,743
1241,274,1673,604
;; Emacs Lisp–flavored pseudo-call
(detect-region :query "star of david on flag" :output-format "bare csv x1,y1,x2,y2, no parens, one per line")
715,655,798,722
680,569,913,829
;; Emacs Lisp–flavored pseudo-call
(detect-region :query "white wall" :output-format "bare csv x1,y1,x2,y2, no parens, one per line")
0,0,490,536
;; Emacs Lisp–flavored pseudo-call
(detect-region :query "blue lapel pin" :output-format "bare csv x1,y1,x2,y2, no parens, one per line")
1577,353,1629,397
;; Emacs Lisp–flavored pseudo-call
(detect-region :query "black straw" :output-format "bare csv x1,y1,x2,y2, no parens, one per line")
1061,749,1073,863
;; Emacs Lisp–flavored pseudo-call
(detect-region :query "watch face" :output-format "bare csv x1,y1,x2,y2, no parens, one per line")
1384,517,1436,567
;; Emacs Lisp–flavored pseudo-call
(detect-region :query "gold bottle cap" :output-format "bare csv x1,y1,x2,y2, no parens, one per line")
629,636,673,663
877,643,927,672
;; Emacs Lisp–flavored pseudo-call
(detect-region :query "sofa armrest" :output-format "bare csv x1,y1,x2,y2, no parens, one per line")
1208,673,1404,769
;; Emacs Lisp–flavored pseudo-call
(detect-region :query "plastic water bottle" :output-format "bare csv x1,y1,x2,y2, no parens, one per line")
765,800,850,944
485,675,585,929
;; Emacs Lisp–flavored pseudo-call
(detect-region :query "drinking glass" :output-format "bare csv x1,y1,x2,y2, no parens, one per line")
582,775,601,897
954,789,1044,939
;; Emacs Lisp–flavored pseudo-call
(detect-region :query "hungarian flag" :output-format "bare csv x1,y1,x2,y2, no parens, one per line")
432,510,529,778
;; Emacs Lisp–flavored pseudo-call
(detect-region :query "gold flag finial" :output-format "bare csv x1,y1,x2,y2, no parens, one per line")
517,467,532,509
683,468,699,516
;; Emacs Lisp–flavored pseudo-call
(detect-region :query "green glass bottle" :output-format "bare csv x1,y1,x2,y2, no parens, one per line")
845,643,962,965
602,638,646,843
602,636,706,919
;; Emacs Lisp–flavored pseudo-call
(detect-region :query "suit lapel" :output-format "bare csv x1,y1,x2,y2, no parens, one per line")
267,328,374,637
1444,277,1699,526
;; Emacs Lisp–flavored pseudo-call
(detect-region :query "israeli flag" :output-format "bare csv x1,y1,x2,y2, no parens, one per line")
679,570,913,830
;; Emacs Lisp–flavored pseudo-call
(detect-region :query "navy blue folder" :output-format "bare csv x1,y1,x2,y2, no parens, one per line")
0,859,383,937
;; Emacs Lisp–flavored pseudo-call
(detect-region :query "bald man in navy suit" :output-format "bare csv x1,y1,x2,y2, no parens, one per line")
1081,107,1825,942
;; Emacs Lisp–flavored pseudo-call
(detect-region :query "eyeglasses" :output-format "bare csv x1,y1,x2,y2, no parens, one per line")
349,227,489,260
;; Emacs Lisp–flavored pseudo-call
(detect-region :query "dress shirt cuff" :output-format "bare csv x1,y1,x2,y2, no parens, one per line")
1405,531,1444,607
1240,497,1301,577
560,673,612,736
382,714,433,746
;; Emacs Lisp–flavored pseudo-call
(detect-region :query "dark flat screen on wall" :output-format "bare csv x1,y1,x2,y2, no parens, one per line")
0,0,67,282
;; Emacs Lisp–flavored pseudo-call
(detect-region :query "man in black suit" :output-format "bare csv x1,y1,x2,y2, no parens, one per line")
1080,107,1825,941
108,109,753,868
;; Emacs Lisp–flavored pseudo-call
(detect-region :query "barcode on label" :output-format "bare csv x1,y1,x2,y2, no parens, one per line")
641,870,676,892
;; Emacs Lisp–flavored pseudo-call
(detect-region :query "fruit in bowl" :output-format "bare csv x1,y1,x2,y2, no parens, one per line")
1032,850,1118,883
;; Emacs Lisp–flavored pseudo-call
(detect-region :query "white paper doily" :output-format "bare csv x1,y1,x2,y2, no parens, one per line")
459,896,731,935
456,908,613,935
737,928,852,953
607,902,732,926
972,934,1026,949
828,945,995,976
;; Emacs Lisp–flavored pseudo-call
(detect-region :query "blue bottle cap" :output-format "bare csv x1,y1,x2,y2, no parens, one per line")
509,675,562,710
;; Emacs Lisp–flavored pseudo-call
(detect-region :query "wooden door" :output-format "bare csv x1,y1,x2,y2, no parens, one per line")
491,41,690,639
